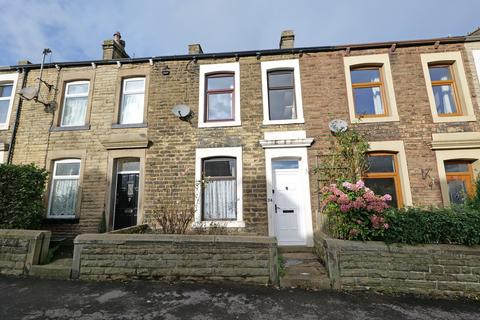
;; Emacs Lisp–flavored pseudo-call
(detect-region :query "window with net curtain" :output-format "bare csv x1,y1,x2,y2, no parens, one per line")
267,69,296,120
429,64,461,116
61,81,89,127
205,73,235,122
351,67,386,117
202,157,237,220
0,82,13,126
48,159,81,217
119,77,145,124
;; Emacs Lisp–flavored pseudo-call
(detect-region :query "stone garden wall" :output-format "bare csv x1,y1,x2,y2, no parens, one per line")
315,231,480,298
0,229,51,276
73,233,278,285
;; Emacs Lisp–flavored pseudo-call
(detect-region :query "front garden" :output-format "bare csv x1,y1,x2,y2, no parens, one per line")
316,129,480,246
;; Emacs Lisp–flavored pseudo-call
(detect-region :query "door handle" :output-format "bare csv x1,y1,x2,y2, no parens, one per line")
275,204,277,213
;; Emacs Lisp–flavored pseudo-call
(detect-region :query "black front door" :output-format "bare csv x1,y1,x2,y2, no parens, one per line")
113,172,139,230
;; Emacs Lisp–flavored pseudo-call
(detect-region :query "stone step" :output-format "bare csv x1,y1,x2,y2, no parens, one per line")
279,249,330,290
28,258,72,280
280,274,331,290
282,252,319,261
278,246,314,254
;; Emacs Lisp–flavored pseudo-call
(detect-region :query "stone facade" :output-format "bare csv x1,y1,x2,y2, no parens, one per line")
0,229,51,276
2,32,480,241
73,233,278,285
315,231,480,298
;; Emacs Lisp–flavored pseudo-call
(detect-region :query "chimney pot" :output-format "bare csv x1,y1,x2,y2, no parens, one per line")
279,30,295,49
188,44,203,55
102,31,129,60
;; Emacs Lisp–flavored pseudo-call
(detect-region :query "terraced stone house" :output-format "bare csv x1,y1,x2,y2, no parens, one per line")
2,28,480,245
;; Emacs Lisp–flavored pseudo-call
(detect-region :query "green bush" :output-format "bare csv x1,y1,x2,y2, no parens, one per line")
0,163,48,229
383,206,480,246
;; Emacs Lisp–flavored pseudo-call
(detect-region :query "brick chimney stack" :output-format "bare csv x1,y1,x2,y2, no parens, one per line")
102,31,129,60
279,30,295,49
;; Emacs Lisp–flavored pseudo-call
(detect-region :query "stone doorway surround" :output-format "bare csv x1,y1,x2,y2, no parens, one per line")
260,131,314,247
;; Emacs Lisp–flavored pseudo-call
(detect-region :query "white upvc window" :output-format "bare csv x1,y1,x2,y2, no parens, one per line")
48,159,81,218
261,59,304,125
198,63,241,128
61,81,90,127
194,147,244,228
119,77,145,124
0,73,18,130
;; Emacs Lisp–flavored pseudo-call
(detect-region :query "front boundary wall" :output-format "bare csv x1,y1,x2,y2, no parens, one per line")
73,233,278,285
315,231,480,298
0,229,51,276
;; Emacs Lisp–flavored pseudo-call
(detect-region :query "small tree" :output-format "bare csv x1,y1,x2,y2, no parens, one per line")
314,129,369,185
0,163,48,229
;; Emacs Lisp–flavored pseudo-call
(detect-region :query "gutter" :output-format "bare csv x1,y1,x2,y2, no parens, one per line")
7,68,28,164
6,36,467,70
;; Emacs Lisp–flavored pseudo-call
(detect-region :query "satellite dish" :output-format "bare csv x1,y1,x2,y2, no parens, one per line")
328,119,348,133
171,104,192,118
19,87,38,100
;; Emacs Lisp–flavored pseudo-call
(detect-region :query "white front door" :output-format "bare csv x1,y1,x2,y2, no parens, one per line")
271,159,308,246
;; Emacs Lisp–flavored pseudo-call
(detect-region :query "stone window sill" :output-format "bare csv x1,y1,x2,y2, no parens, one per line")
111,123,148,129
50,125,90,132
43,217,80,224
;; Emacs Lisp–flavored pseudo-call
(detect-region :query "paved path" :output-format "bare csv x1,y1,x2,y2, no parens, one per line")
1,276,479,320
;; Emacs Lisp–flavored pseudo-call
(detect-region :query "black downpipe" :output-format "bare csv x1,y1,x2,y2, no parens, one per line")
7,68,28,164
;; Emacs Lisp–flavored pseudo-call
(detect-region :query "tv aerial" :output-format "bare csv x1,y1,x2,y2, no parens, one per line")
18,48,55,111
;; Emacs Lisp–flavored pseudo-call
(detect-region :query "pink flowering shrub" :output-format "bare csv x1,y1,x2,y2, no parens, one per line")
320,180,392,240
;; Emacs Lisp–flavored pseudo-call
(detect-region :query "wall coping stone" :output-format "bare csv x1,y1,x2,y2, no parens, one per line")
75,233,277,245
0,229,51,241
317,231,480,254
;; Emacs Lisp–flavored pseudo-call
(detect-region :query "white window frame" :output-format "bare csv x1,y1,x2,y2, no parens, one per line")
261,59,304,125
119,77,145,124
421,51,476,123
198,63,241,128
194,147,244,228
0,150,4,164
0,73,19,131
47,159,81,219
344,54,399,123
60,81,90,127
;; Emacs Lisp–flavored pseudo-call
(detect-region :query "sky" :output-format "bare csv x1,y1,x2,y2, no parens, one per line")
0,0,479,66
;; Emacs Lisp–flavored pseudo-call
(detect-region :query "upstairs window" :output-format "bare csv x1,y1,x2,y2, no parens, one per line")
267,70,296,120
48,159,81,218
364,153,403,208
205,73,235,122
61,81,89,127
119,77,145,124
202,157,237,220
261,59,304,125
351,66,386,117
421,51,475,123
428,64,461,116
0,82,13,127
445,160,473,205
